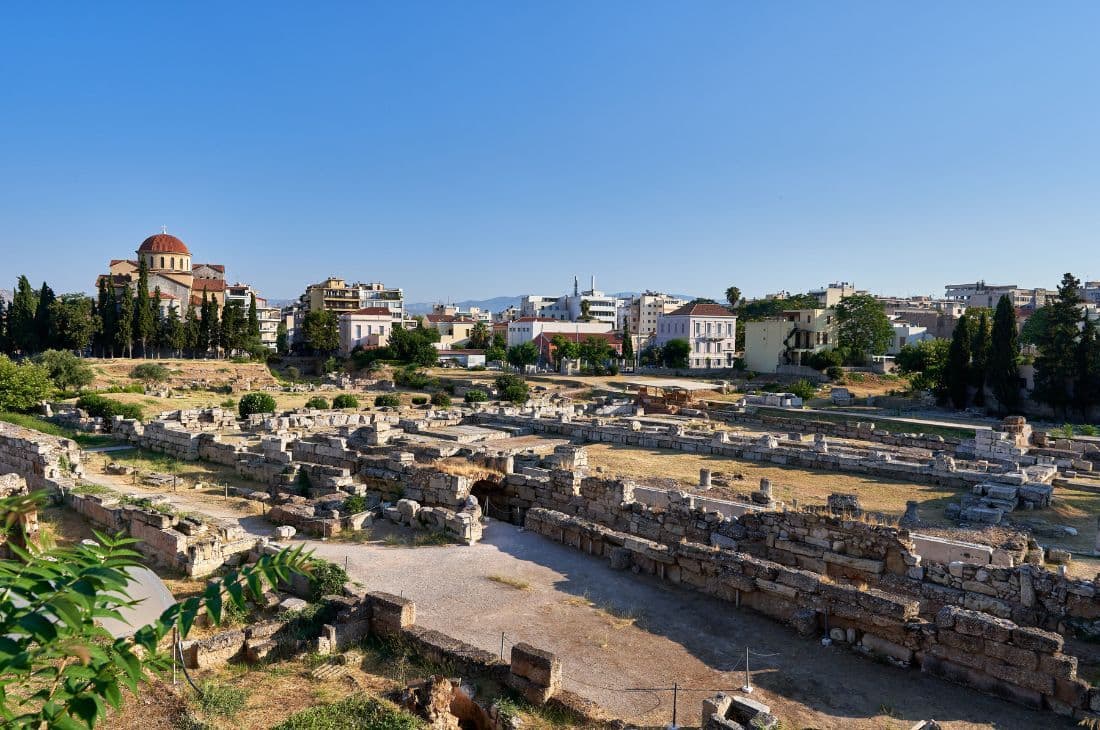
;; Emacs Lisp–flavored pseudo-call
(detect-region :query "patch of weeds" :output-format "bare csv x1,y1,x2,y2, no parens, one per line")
71,482,114,496
359,633,456,684
486,573,531,590
271,694,422,730
197,681,249,718
412,530,452,547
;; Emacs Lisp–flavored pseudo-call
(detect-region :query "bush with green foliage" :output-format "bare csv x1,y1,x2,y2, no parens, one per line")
286,366,301,380
430,391,451,407
394,365,434,390
331,393,359,409
411,396,428,405
198,681,249,718
661,339,691,369
344,494,368,514
305,396,330,410
805,349,843,371
494,374,529,403
33,350,94,392
75,393,144,421
826,365,845,381
464,389,488,403
0,356,52,413
238,392,277,418
787,379,818,401
308,559,349,600
374,394,401,408
129,362,170,382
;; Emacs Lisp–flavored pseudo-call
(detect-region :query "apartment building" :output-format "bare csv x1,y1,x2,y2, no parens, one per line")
518,276,622,327
338,308,393,355
303,277,404,322
743,308,836,374
624,292,688,339
225,282,280,350
809,282,859,307
654,302,738,369
944,282,1054,310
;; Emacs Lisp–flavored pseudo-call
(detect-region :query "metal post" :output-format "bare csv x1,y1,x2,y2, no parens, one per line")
671,682,678,728
345,555,349,571
500,632,505,661
742,647,752,693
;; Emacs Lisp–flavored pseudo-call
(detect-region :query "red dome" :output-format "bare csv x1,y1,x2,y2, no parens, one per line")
138,233,190,256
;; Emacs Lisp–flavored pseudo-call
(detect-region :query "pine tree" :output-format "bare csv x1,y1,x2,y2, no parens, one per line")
1075,317,1100,421
1034,273,1083,417
134,260,154,357
115,284,135,358
34,282,56,353
621,329,634,364
989,295,1021,413
969,310,992,407
10,276,39,355
944,314,972,410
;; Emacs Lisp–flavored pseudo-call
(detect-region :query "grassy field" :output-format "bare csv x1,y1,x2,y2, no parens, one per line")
0,411,118,448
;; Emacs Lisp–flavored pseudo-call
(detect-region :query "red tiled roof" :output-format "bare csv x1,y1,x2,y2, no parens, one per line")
345,307,392,316
426,314,474,323
192,279,226,292
109,259,138,267
138,233,190,255
666,302,736,318
153,291,179,300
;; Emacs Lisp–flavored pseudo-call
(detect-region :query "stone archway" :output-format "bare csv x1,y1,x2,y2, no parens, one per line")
470,477,511,522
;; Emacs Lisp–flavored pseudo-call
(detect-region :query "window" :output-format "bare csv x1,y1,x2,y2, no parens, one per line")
355,325,362,339
170,257,175,269
160,256,165,269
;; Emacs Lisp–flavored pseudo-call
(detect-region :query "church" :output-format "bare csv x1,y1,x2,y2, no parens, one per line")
97,230,227,314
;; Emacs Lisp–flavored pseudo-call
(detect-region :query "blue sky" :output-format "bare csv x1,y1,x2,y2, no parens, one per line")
2,2,1099,302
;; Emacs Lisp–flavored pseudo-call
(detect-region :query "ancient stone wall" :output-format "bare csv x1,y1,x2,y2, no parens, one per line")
0,422,83,492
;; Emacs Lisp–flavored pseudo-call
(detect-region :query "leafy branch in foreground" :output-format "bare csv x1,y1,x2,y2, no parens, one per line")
0,491,312,729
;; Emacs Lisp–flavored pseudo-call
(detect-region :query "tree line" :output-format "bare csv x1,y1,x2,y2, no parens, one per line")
0,262,265,359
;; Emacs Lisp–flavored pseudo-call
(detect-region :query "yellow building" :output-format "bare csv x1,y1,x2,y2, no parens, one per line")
744,308,836,373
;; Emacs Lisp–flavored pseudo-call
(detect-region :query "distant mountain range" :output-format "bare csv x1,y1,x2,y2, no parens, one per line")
405,292,700,315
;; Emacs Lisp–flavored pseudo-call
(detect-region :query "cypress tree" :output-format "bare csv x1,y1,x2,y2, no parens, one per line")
970,310,992,407
989,295,1021,413
184,302,200,357
1076,317,1100,421
1034,273,1083,417
248,293,259,339
151,287,164,357
115,284,135,358
34,282,56,353
208,298,221,357
621,329,634,364
198,292,211,354
134,260,154,357
103,284,119,358
944,314,972,410
10,276,39,354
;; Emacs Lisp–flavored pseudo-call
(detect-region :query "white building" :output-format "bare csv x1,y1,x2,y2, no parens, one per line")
506,317,612,348
624,292,688,340
654,302,738,369
889,321,934,355
809,282,859,308
225,283,280,350
338,307,394,355
944,282,1054,310
518,276,622,327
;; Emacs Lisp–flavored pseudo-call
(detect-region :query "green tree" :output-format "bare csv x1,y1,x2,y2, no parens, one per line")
1019,306,1050,347
0,495,310,730
485,332,507,363
989,294,1022,413
133,260,154,357
302,309,339,355
834,294,893,364
944,314,972,409
248,293,259,340
549,334,578,370
495,373,529,403
162,304,185,357
33,350,94,392
969,310,992,407
95,279,116,358
661,338,691,368
895,338,950,395
467,321,491,350
579,300,592,322
239,392,277,417
275,321,289,355
50,294,98,354
198,292,211,354
621,330,634,364
1075,316,1100,421
115,284,135,358
578,336,612,369
10,276,39,355
725,286,742,309
184,302,200,357
0,355,53,411
506,341,539,371
33,282,57,353
1033,273,1084,417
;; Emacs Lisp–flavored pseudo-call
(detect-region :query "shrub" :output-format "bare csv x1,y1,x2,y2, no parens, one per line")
826,365,845,381
806,348,843,371
0,356,52,413
272,695,421,730
238,392,277,418
286,366,301,380
220,398,236,409
374,394,401,408
75,394,144,421
129,363,170,382
494,374,529,404
394,366,434,390
34,350,94,391
332,394,359,409
787,379,818,401
305,396,330,409
430,391,451,408
464,389,488,403
308,559,349,600
344,494,368,514
411,396,428,405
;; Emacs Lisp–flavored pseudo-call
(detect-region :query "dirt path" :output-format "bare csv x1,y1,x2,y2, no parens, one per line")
84,474,1069,728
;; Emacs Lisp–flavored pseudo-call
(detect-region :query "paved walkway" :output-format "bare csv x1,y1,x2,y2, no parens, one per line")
86,473,1067,728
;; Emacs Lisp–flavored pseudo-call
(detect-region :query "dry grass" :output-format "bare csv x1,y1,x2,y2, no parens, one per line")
435,457,505,479
486,573,531,590
584,442,961,523
563,593,643,630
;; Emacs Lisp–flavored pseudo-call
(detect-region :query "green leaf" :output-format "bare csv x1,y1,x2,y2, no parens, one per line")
68,695,99,727
17,612,58,642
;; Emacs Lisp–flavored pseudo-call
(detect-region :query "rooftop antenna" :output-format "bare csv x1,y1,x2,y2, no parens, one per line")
161,225,168,234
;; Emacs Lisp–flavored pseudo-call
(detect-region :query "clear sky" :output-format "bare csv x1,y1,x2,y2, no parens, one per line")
2,2,1099,303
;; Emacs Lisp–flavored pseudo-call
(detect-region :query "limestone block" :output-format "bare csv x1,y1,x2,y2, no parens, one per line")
273,525,296,540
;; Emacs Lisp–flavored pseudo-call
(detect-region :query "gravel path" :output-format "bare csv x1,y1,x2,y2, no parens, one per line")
88,473,1068,728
